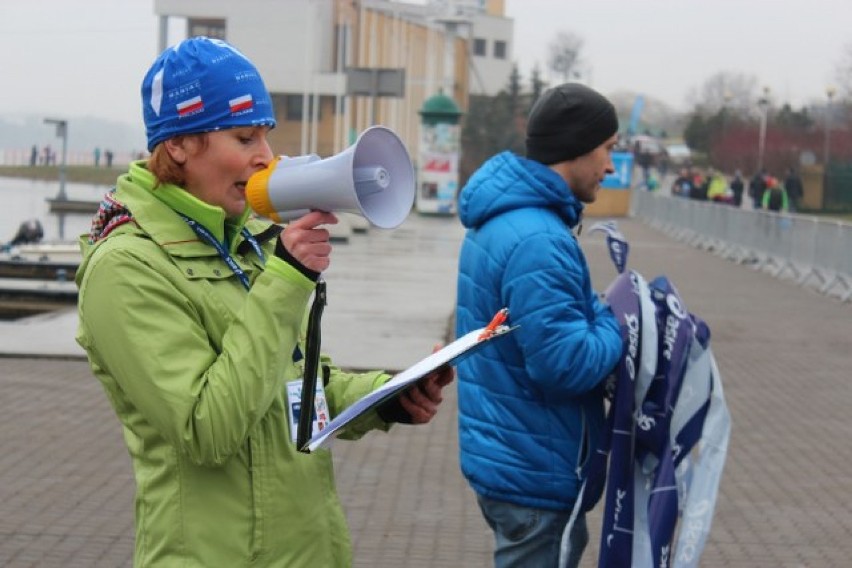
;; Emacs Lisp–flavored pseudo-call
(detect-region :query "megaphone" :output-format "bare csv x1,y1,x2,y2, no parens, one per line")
246,125,415,229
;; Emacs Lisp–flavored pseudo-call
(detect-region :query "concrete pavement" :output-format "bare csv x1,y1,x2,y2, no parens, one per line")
2,213,852,567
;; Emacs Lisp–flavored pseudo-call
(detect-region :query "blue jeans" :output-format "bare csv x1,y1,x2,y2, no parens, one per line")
477,494,588,568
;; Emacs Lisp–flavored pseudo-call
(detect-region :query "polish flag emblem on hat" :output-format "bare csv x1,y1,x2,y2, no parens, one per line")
176,96,203,117
229,94,253,113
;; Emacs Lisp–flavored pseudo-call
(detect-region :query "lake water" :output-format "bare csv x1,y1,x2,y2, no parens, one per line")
0,176,112,243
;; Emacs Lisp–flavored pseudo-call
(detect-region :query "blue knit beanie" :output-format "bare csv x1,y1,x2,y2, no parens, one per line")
142,36,276,151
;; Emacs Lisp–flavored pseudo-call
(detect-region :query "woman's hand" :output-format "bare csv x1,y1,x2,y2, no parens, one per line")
398,345,455,424
280,211,338,273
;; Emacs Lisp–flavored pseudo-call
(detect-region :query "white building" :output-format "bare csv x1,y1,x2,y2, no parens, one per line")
152,0,514,157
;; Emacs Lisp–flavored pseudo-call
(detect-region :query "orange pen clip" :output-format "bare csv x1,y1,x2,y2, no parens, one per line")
478,308,509,341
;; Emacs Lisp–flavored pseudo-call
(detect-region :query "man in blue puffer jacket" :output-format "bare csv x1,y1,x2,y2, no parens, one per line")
455,83,625,568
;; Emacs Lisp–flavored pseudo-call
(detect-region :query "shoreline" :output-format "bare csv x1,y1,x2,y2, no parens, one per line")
0,165,123,186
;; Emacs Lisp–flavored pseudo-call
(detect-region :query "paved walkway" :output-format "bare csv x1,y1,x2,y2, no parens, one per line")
2,214,852,567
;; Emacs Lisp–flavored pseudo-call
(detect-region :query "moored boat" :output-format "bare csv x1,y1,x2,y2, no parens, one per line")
0,242,81,281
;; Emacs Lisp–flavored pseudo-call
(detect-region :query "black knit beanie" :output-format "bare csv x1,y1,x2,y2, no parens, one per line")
525,83,619,165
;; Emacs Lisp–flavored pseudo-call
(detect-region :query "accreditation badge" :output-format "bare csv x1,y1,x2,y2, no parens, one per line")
285,378,330,445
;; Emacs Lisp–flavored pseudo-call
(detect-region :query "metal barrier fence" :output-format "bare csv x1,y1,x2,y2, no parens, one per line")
630,191,852,302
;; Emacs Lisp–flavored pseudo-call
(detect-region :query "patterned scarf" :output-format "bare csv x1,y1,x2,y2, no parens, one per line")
88,187,133,244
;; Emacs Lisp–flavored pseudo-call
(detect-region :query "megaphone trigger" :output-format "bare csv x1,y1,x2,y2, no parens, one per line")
245,126,415,229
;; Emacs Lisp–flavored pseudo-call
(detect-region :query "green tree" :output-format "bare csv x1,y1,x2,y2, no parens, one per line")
683,112,712,153
530,64,545,113
508,64,522,120
774,103,814,131
460,74,528,185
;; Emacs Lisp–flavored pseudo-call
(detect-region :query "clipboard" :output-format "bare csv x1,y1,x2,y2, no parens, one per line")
305,321,516,452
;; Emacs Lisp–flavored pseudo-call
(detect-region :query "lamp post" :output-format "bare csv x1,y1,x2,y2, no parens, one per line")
723,90,732,127
721,90,732,167
824,86,836,166
823,86,836,200
43,118,68,200
44,118,68,240
756,87,770,172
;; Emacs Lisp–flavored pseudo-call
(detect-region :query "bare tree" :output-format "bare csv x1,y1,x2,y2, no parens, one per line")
547,31,584,84
686,71,759,117
835,42,852,99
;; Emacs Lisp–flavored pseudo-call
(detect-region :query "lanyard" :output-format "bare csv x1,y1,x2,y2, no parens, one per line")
296,279,327,453
180,214,265,290
181,215,309,368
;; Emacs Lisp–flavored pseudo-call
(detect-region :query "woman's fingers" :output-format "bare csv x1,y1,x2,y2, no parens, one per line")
399,387,438,423
288,211,338,231
281,211,339,272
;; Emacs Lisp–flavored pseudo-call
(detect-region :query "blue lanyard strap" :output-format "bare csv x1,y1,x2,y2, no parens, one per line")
179,214,265,291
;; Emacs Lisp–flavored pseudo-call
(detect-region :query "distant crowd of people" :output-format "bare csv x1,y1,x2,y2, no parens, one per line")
27,144,145,168
29,144,56,166
670,166,804,212
92,147,114,167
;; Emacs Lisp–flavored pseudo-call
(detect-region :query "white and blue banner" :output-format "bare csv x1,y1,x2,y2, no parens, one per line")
627,95,646,136
559,222,731,568
601,152,634,189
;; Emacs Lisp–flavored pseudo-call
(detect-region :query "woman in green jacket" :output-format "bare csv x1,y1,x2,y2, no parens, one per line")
75,36,452,567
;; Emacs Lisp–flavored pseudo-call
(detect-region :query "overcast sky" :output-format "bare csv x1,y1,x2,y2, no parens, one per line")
1,0,850,126
505,0,850,109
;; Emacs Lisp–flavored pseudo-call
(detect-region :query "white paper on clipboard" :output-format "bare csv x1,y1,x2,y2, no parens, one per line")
306,324,516,452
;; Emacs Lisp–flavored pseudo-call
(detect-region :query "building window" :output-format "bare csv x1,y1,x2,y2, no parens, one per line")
493,40,507,60
283,95,334,121
473,38,486,57
188,18,226,40
286,95,309,121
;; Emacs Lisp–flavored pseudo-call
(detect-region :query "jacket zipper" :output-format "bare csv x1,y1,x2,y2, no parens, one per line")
247,436,262,560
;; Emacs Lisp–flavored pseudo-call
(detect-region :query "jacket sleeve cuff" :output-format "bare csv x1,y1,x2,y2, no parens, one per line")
375,395,414,424
274,238,320,282
263,256,317,293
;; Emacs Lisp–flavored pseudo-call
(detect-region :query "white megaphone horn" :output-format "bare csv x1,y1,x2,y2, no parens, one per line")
246,125,415,229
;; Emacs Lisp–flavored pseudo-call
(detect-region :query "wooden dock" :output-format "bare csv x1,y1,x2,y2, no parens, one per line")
0,278,78,320
1,243,80,279
0,259,77,281
47,198,100,214
0,243,81,319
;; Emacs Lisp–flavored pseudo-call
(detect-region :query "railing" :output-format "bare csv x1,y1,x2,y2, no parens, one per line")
631,191,852,302
0,148,139,167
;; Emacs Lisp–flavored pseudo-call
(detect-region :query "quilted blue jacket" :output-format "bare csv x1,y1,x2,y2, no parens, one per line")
455,151,623,511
